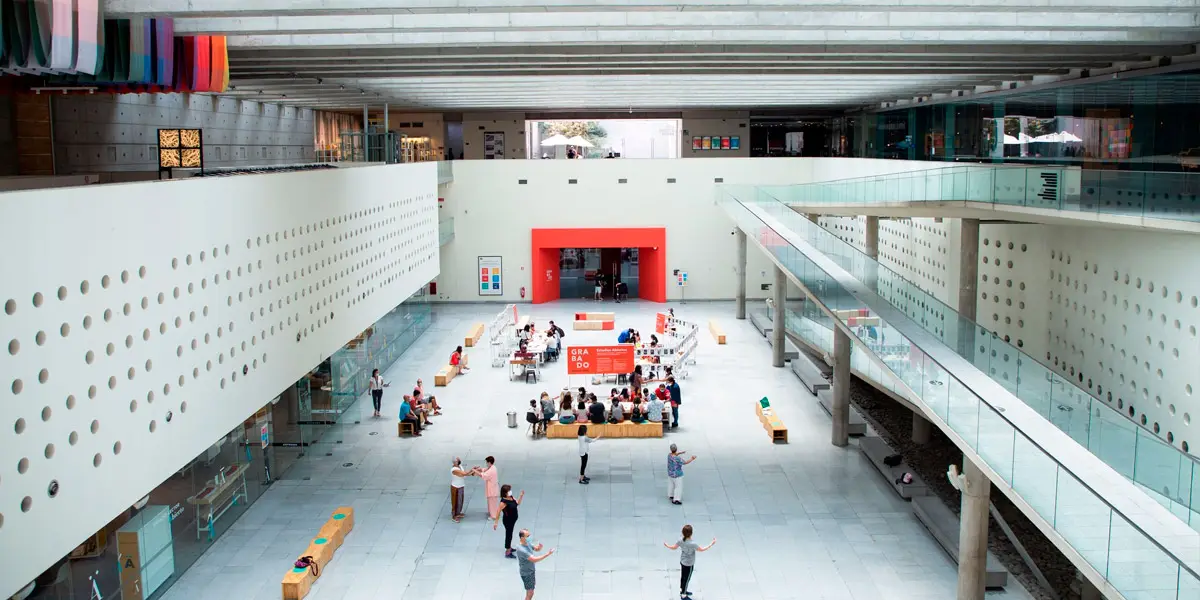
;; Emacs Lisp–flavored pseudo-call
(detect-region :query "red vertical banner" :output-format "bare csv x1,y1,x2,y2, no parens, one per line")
655,312,667,334
566,346,635,375
512,304,519,326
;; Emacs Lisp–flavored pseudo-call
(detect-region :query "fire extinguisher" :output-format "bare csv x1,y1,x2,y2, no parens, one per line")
520,286,526,299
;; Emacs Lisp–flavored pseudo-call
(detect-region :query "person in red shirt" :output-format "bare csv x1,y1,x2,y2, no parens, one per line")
450,345,471,373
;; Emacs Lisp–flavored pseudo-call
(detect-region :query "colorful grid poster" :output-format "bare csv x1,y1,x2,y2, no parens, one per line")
692,136,702,150
721,136,731,149
477,256,503,296
730,136,740,150
702,136,712,149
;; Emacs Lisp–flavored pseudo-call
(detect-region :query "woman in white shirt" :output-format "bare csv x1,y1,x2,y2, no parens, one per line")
368,369,387,418
577,425,602,484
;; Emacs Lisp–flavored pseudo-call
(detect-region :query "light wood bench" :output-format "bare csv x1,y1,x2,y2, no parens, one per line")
573,320,613,331
465,323,484,347
397,421,416,436
281,507,355,600
708,320,726,344
755,402,788,443
546,421,663,438
574,311,615,322
434,364,460,386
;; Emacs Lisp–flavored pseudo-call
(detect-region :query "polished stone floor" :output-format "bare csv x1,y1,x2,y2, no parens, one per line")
161,300,1034,600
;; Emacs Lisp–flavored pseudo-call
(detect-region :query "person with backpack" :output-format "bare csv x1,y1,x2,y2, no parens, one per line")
664,524,716,599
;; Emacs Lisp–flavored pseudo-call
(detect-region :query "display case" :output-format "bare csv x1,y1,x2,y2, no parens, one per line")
117,505,175,600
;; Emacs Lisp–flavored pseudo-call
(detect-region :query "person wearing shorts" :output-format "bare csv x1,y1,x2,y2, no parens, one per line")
513,529,555,599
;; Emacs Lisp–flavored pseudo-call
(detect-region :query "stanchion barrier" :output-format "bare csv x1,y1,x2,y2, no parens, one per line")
489,304,518,368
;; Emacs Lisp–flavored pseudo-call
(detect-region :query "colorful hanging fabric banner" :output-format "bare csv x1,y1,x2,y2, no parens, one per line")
209,34,227,92
153,17,172,85
191,35,210,92
73,0,98,74
49,0,73,70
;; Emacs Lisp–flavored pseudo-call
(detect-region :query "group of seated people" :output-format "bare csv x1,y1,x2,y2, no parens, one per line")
526,383,671,435
398,380,443,436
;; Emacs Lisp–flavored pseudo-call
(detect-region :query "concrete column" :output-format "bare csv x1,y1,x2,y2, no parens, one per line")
957,457,992,600
806,213,820,224
735,229,747,320
831,326,851,447
362,104,370,161
864,215,879,259
912,413,932,444
957,218,980,358
772,266,786,367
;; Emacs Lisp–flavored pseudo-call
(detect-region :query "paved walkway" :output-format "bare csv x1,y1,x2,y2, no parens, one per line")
162,300,1033,600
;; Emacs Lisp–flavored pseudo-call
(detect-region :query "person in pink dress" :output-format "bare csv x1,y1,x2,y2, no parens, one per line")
477,456,500,519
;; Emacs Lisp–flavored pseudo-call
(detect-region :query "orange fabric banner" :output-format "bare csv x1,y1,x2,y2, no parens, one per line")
655,313,667,334
566,346,635,375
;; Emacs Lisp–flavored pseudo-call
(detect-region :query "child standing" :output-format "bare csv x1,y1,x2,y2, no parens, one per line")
664,524,716,598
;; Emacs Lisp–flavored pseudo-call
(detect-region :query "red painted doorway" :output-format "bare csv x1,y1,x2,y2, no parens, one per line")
531,228,666,304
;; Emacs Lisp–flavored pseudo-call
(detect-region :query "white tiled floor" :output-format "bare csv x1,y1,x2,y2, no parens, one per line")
161,301,1034,600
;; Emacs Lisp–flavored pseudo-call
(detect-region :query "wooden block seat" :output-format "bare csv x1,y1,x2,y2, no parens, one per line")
435,364,460,386
281,507,355,600
912,496,1008,589
816,389,867,436
573,320,614,331
708,320,726,344
754,403,788,443
858,436,929,499
574,312,615,321
546,421,663,439
465,323,484,347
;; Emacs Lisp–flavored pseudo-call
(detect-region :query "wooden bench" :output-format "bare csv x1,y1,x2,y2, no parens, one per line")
574,312,615,322
397,421,416,436
546,421,663,439
281,506,355,600
573,319,614,331
434,364,460,386
707,320,726,344
464,323,484,347
754,402,788,443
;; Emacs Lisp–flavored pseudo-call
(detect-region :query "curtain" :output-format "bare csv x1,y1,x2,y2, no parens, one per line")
314,110,361,151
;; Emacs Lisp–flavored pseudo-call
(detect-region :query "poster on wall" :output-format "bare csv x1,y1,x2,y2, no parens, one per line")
721,136,731,149
730,136,740,150
484,132,505,159
478,256,503,296
692,136,702,150
702,136,712,149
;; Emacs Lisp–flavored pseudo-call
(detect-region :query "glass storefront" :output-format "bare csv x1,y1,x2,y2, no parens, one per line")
23,288,433,600
852,70,1200,171
558,248,640,300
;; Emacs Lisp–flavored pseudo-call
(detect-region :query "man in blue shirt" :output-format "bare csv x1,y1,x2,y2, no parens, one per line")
667,376,681,429
617,328,634,344
399,394,422,436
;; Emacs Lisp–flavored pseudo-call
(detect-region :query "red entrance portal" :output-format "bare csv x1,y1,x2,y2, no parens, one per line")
531,228,666,304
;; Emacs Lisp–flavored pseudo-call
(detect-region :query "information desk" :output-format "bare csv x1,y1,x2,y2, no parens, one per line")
546,421,663,438
186,463,249,539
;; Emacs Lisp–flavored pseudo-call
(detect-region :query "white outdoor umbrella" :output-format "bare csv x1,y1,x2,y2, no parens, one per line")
565,135,594,148
541,134,571,147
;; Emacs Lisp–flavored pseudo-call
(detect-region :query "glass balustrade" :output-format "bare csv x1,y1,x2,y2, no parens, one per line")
775,165,1200,223
439,218,455,246
719,188,1200,599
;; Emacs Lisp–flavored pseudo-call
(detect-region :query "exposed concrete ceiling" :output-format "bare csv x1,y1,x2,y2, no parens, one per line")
105,0,1200,111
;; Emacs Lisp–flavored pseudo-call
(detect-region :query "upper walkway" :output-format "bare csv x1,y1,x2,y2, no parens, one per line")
719,186,1200,600
775,165,1200,234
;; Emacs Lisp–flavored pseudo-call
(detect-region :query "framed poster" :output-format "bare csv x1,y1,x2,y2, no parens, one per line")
692,136,702,150
702,136,712,150
483,132,505,160
721,136,731,149
566,346,636,375
730,136,740,150
477,256,503,296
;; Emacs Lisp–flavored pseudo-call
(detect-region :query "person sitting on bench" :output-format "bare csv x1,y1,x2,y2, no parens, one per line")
609,397,624,424
527,400,544,436
450,345,471,373
399,395,422,436
588,394,607,424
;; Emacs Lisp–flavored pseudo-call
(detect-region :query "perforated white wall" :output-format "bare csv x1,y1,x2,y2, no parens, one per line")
0,162,438,596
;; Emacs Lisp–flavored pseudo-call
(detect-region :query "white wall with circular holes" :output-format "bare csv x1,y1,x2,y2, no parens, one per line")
0,162,439,595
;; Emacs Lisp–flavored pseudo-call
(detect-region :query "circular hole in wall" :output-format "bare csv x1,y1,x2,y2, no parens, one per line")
68,432,78,446
44,444,54,459
18,458,29,474
93,454,102,467
21,497,31,513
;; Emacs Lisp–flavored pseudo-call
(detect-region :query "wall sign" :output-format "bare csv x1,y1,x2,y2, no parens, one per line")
676,271,688,287
566,345,635,375
484,132,505,159
478,256,503,296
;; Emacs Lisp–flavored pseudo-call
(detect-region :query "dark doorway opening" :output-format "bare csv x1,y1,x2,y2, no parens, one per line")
558,248,640,300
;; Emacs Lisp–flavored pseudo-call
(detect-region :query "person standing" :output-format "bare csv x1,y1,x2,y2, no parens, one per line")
477,456,500,519
450,457,474,522
667,376,682,429
493,484,524,558
667,443,696,505
514,529,555,600
577,425,602,484
368,369,388,418
664,524,716,599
